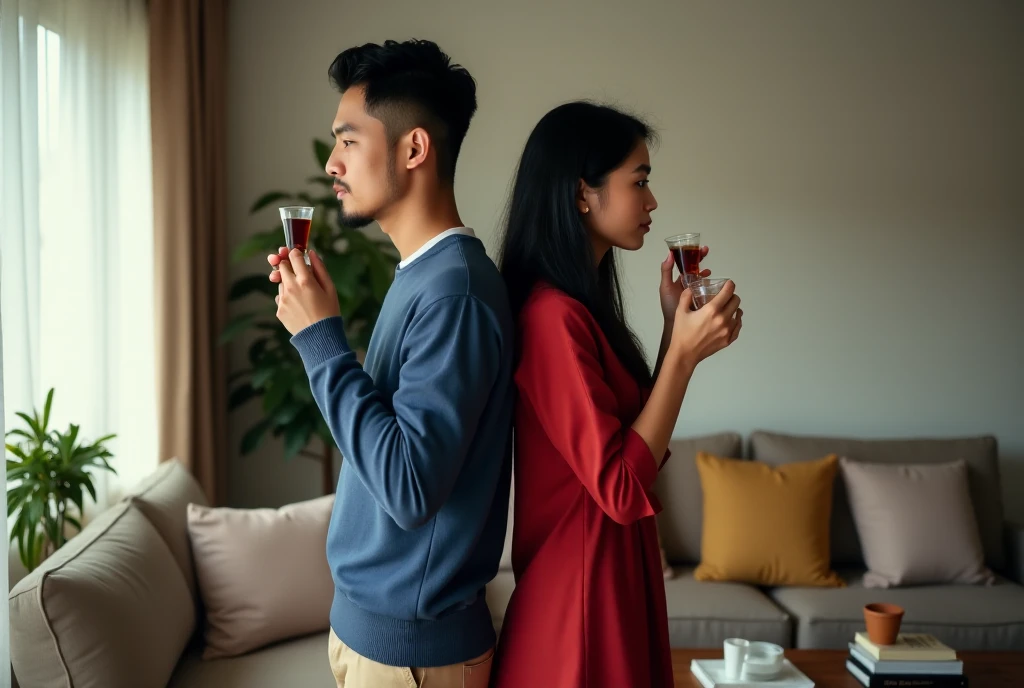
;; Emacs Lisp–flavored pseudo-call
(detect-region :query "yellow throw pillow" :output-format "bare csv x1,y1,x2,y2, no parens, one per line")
694,452,845,587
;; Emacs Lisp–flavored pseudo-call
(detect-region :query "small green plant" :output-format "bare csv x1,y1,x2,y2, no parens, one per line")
6,388,117,572
222,139,398,495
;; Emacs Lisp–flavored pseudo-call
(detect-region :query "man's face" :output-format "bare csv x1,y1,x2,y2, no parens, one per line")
324,86,397,228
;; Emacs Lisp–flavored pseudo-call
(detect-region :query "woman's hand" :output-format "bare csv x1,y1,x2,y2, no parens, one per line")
659,246,711,322
668,280,743,366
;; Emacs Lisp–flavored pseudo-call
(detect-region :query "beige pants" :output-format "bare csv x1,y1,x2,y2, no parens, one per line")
328,628,493,688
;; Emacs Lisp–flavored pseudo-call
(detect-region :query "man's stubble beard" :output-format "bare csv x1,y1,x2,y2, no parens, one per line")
338,154,399,229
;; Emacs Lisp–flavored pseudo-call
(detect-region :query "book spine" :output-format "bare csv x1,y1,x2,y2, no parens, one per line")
848,651,963,676
847,659,967,688
869,675,967,687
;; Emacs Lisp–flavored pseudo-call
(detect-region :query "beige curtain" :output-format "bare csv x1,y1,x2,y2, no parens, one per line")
149,0,228,505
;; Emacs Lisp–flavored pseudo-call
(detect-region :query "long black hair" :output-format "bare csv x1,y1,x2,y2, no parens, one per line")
498,101,656,389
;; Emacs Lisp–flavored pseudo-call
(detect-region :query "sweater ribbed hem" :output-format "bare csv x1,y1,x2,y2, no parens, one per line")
330,591,495,667
291,316,351,369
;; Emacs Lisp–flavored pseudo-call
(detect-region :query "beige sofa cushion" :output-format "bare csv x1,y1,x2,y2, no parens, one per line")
126,457,208,603
749,432,1004,571
841,458,995,588
187,495,335,659
10,502,195,688
168,632,335,688
770,570,1024,650
663,567,792,648
653,432,743,565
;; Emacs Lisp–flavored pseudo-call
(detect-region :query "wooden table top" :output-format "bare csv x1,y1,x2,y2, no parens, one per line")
672,648,1024,687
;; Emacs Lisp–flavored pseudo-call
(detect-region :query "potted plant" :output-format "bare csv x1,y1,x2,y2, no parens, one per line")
6,388,117,572
222,139,399,495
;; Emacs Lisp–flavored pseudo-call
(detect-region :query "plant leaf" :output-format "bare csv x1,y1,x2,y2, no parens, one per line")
6,463,32,482
69,482,84,513
7,483,32,514
42,388,55,432
283,419,313,460
232,229,285,263
260,369,294,413
248,338,271,366
30,531,45,571
15,412,42,440
228,384,259,410
314,140,332,169
220,312,261,345
229,275,279,301
250,365,278,390
228,369,252,385
271,399,306,426
249,191,291,214
240,419,271,455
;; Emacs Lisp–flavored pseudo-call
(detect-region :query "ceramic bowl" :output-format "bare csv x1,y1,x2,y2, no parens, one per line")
742,641,785,680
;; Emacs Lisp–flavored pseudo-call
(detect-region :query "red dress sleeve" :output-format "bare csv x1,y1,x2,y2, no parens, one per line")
517,294,662,524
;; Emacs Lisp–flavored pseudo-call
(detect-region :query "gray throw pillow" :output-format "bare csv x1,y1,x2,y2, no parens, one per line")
840,458,995,588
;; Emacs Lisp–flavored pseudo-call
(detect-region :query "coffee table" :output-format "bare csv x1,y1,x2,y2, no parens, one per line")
672,648,1024,687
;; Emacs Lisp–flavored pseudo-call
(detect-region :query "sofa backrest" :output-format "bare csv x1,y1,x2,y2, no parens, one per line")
9,501,196,688
654,432,744,566
749,431,1004,571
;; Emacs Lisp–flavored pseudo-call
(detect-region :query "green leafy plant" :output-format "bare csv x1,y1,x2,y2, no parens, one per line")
6,388,117,572
222,139,398,494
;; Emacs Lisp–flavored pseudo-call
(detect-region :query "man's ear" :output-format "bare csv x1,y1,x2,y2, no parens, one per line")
403,127,431,171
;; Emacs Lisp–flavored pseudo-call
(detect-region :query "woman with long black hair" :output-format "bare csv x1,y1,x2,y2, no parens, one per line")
491,102,743,688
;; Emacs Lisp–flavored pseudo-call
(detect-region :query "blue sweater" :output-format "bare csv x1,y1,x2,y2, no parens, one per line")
291,234,515,668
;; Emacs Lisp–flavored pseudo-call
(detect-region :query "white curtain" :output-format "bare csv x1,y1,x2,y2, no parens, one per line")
1,0,156,515
0,230,8,688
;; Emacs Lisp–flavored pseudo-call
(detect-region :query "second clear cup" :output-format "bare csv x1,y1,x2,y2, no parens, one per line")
689,277,730,310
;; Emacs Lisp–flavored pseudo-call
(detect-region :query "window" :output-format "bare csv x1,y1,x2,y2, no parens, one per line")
2,0,156,514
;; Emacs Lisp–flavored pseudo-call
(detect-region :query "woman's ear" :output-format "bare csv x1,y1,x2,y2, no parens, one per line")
577,180,592,215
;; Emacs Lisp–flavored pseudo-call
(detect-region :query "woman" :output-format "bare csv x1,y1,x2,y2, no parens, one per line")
491,102,743,688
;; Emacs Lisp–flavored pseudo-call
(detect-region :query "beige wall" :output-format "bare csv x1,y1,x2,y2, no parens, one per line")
226,1,1024,519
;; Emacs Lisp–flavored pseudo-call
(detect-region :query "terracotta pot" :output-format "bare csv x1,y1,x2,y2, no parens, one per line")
864,602,904,645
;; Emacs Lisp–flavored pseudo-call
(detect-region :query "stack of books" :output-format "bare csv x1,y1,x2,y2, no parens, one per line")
846,631,967,687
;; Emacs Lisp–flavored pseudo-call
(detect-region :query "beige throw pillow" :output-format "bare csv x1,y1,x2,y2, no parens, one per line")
840,458,995,588
187,494,335,658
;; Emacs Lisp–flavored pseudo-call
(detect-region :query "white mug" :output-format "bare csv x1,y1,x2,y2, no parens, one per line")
723,638,750,679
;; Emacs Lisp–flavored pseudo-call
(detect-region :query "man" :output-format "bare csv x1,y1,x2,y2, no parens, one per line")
268,39,513,688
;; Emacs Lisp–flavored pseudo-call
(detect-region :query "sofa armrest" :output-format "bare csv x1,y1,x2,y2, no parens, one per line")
1004,520,1024,584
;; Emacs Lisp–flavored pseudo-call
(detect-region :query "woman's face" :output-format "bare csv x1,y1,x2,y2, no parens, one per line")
580,142,658,256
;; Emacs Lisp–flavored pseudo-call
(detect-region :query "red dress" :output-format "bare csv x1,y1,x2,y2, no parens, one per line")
492,286,673,688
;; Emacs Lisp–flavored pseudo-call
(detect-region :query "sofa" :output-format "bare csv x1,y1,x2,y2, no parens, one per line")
490,431,1024,651
9,432,1024,687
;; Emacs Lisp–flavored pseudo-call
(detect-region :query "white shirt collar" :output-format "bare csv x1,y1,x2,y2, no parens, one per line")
398,227,476,269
